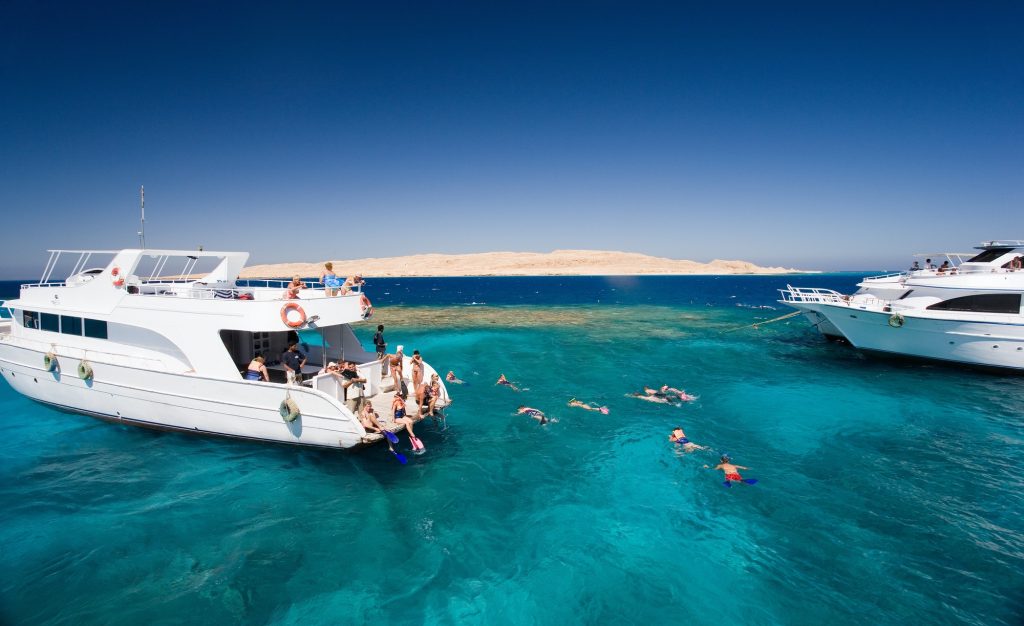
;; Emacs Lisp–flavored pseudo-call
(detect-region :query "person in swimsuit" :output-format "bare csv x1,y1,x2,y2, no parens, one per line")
340,274,364,295
389,346,405,392
629,391,673,404
669,427,705,451
661,386,697,402
568,398,609,414
360,404,384,434
319,262,341,297
244,355,269,381
706,455,754,486
284,276,306,299
392,392,417,437
445,371,464,384
427,374,442,416
496,374,520,391
516,405,549,424
410,350,424,390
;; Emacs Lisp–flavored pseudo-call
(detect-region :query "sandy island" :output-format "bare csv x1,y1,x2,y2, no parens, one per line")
239,250,808,279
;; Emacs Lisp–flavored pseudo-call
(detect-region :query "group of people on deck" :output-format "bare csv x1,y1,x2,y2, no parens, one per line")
281,263,364,299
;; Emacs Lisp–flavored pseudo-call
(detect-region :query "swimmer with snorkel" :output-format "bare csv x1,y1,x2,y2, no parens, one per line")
669,427,706,452
496,374,520,391
704,455,757,487
568,398,609,414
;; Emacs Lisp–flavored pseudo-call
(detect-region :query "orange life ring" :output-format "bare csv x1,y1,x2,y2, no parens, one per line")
281,302,307,328
359,294,373,319
111,266,125,288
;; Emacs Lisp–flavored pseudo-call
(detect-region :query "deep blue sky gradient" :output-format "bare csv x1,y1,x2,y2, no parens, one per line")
1,1,1022,278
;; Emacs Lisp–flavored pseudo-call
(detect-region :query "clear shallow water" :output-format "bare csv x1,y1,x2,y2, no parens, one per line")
1,276,1023,625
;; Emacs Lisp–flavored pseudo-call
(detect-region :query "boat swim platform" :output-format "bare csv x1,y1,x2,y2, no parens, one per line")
357,377,450,445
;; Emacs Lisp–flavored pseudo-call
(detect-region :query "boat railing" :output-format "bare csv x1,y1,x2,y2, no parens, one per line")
861,271,906,282
778,286,847,304
129,280,364,301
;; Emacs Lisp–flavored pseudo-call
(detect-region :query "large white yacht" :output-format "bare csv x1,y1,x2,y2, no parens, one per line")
778,241,1024,370
0,249,450,449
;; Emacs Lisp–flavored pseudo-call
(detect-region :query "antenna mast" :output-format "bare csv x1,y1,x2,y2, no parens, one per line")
138,185,146,249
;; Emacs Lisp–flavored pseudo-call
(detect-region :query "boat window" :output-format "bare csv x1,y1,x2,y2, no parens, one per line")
60,316,83,336
39,313,59,332
84,319,108,340
926,293,1021,314
22,310,39,329
898,290,914,300
966,248,1013,263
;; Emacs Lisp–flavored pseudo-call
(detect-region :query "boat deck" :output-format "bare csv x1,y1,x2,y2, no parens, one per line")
358,377,450,445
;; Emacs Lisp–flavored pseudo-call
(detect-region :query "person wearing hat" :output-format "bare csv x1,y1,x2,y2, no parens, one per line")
340,274,364,295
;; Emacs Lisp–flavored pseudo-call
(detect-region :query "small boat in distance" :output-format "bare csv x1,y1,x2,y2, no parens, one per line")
779,241,1024,371
0,249,450,449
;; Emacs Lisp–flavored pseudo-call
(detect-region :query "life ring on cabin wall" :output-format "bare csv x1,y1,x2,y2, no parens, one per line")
111,267,125,288
281,302,307,328
360,294,373,320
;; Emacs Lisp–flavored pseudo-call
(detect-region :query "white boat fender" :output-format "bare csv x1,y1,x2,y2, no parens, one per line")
43,352,58,372
888,313,905,328
78,360,94,380
279,395,301,422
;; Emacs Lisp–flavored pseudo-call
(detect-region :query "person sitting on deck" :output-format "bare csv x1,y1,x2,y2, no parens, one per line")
359,404,384,434
392,391,418,438
415,373,442,417
284,276,306,299
910,261,921,272
244,355,269,382
937,260,950,274
320,262,341,297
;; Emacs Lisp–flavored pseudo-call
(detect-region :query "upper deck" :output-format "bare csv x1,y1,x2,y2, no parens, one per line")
8,249,372,331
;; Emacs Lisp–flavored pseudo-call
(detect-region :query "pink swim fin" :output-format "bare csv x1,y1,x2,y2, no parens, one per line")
410,435,425,451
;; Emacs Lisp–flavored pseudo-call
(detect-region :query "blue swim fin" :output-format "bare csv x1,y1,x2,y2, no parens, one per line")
722,481,732,488
743,478,758,485
384,430,399,444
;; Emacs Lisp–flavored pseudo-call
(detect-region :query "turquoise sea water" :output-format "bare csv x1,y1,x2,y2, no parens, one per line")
1,276,1023,625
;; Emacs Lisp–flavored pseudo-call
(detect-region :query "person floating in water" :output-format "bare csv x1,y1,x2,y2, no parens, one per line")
568,398,609,414
669,427,705,452
516,405,549,424
496,374,520,391
705,455,757,487
445,370,465,384
628,391,674,404
659,385,697,402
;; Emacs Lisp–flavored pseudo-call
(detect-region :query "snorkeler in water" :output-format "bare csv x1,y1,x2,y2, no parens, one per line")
568,398,609,414
496,374,520,391
445,370,465,384
705,455,757,487
660,385,697,402
669,427,706,452
516,405,549,424
628,391,675,404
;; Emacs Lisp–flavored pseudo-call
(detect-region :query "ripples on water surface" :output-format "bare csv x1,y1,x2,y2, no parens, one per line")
1,276,1022,625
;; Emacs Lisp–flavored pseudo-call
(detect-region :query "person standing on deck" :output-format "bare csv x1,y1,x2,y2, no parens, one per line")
410,350,425,390
389,345,405,393
281,342,307,385
373,324,387,372
340,361,367,413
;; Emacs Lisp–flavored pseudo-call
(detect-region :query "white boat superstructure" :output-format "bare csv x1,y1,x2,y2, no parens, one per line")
0,249,451,449
779,241,1024,371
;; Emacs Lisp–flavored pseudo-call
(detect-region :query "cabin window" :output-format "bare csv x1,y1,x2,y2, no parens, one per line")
966,248,1013,263
23,311,39,329
60,316,83,336
926,294,1021,314
39,313,60,332
84,319,108,340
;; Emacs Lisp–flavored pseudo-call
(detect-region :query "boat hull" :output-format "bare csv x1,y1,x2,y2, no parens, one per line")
816,305,1024,371
0,343,368,449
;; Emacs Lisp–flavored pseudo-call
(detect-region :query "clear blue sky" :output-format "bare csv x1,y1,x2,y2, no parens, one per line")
1,1,1021,278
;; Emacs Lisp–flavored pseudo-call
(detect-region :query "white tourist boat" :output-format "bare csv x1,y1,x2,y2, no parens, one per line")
0,249,450,449
779,241,1024,370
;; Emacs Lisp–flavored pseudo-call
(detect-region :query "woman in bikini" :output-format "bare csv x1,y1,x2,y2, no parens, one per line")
410,350,424,390
389,347,404,392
